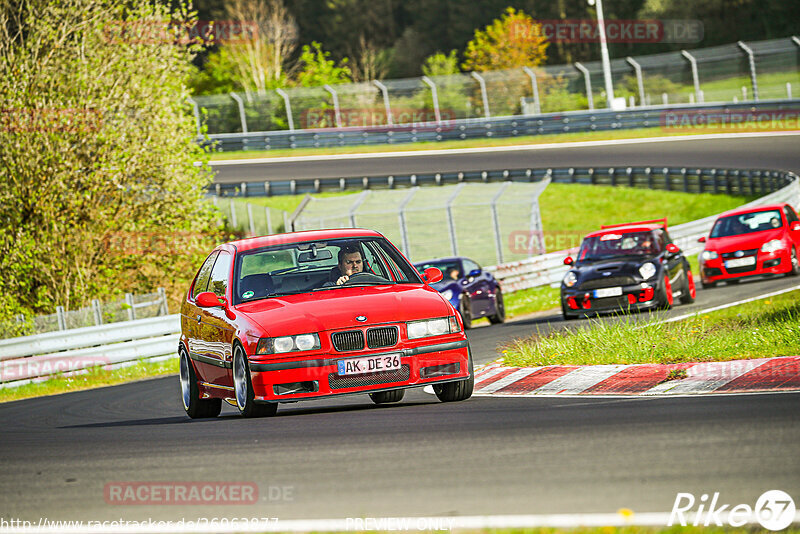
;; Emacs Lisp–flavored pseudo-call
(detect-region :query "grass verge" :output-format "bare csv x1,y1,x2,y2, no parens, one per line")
0,357,178,404
502,288,800,367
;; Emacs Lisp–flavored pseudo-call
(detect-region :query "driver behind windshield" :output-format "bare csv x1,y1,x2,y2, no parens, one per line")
331,245,364,285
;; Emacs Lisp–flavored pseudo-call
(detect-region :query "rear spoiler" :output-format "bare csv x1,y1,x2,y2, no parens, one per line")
601,218,667,230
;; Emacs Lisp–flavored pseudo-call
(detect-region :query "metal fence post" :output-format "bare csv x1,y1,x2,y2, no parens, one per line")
324,84,343,128
158,287,169,315
737,41,759,101
92,299,102,325
229,199,237,228
186,97,202,136
421,76,442,124
398,188,418,258
283,211,290,232
574,62,593,110
625,57,645,106
522,67,541,115
348,190,370,227
56,306,67,331
276,88,294,131
445,183,466,256
266,207,273,234
471,72,491,118
373,80,393,125
229,92,248,133
491,183,511,264
247,203,256,236
680,50,702,103
125,293,135,321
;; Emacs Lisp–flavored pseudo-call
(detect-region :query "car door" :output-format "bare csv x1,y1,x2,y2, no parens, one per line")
784,205,800,250
196,250,236,389
463,258,491,316
185,251,218,383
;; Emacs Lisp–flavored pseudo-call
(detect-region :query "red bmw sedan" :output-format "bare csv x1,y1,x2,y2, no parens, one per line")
179,229,473,418
698,203,800,287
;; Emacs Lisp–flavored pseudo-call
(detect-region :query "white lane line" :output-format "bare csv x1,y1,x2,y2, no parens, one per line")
477,367,540,394
209,130,800,165
659,283,800,325
528,364,631,395
642,359,769,395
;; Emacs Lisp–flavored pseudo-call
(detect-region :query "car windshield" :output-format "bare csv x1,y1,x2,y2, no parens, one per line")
578,231,661,261
414,260,462,281
234,237,422,304
710,209,783,238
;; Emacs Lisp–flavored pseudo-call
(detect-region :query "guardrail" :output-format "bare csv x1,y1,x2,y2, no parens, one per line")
203,99,800,153
0,315,180,388
489,170,800,292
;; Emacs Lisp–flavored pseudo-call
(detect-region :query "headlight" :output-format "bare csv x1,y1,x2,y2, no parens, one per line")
562,271,578,288
406,316,461,340
701,250,718,261
256,333,321,355
442,289,454,301
761,239,785,253
639,262,657,280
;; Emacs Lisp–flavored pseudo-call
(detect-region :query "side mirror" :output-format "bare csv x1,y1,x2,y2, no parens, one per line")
666,243,681,254
423,267,443,284
791,221,800,232
196,292,222,308
697,236,707,243
564,256,574,266
467,268,481,278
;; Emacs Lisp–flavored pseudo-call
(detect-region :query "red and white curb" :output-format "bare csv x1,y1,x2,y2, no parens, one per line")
472,356,800,396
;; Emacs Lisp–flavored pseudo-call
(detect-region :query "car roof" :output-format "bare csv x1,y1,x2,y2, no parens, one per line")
584,224,663,239
715,203,788,219
225,228,385,253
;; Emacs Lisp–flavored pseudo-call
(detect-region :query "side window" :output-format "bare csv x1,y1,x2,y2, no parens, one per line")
361,242,389,279
463,259,480,275
655,229,668,249
208,251,232,298
784,206,799,224
192,251,218,299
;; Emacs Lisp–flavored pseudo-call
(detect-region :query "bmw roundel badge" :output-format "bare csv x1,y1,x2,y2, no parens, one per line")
356,315,367,322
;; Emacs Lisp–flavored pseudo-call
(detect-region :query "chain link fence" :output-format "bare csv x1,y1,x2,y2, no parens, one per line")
192,37,800,136
3,288,170,340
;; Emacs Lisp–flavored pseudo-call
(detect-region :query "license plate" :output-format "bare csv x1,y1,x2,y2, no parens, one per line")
725,256,756,269
337,354,401,376
593,287,622,298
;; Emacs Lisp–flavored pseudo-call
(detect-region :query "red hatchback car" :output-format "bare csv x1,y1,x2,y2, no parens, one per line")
179,229,473,418
698,203,800,287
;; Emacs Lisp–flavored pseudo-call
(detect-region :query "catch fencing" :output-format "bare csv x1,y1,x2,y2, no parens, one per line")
192,36,800,148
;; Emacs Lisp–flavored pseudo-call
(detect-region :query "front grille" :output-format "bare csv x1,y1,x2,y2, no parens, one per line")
328,364,410,390
726,264,757,274
579,276,636,290
721,249,758,259
331,330,364,352
366,326,398,349
589,296,630,310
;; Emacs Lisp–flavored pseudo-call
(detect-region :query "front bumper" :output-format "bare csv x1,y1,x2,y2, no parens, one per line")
562,282,659,315
248,339,470,402
701,249,790,283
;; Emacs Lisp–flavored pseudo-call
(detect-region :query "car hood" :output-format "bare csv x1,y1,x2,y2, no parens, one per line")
235,284,450,336
706,229,783,252
431,280,460,292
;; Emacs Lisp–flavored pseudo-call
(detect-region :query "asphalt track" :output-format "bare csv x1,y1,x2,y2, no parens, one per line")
2,135,800,526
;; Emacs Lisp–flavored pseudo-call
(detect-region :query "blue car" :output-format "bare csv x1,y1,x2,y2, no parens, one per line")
414,257,505,329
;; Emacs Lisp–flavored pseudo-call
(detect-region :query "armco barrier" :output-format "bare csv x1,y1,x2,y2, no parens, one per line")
203,99,800,153
0,315,180,387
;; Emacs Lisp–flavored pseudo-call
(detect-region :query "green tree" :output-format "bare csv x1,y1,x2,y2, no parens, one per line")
0,0,217,320
295,41,353,87
462,7,549,72
422,50,460,77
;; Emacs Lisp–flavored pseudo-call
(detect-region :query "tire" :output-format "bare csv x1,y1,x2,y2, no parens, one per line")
233,344,277,418
369,389,405,404
657,274,673,310
701,280,716,289
179,346,221,419
488,289,506,324
433,348,474,402
789,247,800,276
679,269,696,304
727,279,740,285
561,301,575,320
459,296,473,330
